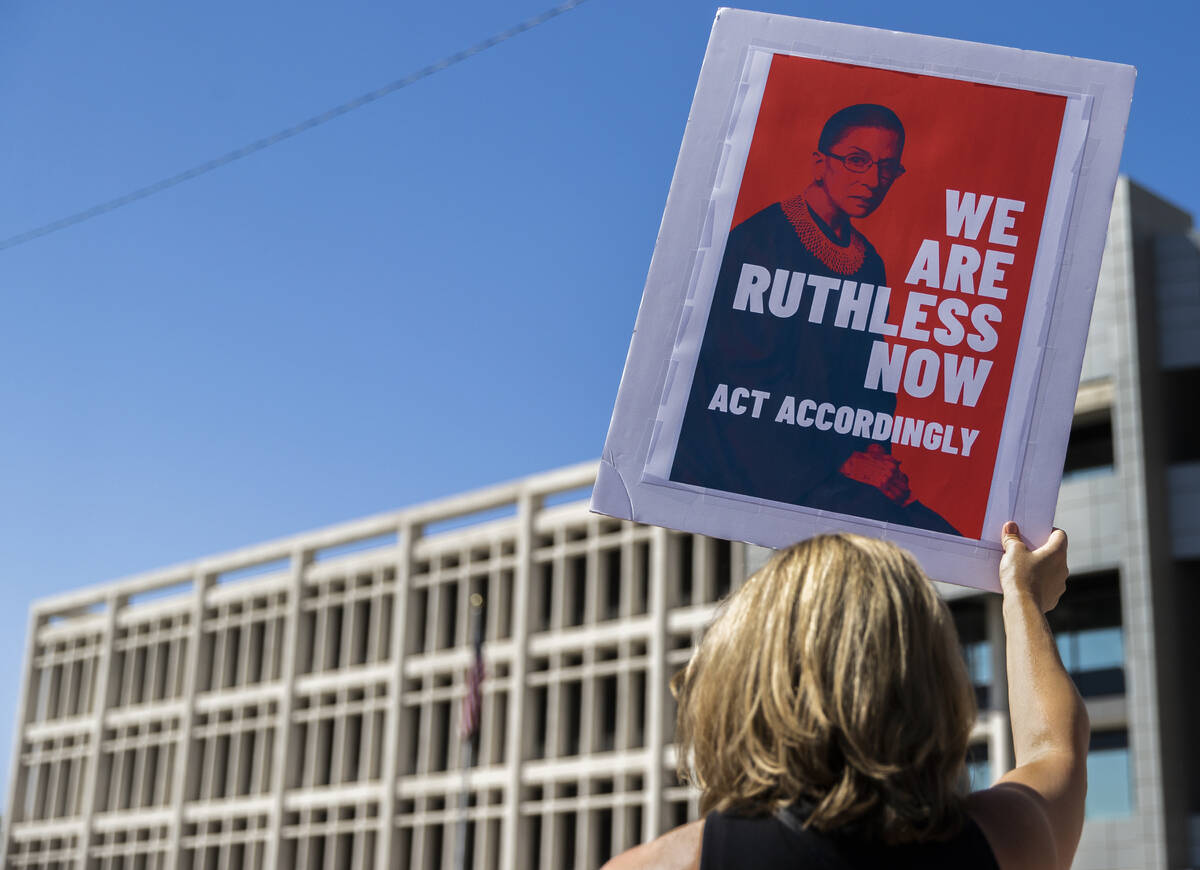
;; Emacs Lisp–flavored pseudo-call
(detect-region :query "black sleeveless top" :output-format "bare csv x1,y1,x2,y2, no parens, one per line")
700,807,1000,869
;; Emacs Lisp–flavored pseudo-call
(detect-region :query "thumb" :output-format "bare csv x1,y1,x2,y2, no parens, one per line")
1001,521,1026,553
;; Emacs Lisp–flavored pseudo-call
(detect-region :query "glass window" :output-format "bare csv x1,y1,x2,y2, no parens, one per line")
965,743,990,791
1164,368,1200,462
963,640,992,687
1047,571,1125,697
1086,731,1133,819
1074,626,1124,671
1062,413,1114,477
950,599,990,708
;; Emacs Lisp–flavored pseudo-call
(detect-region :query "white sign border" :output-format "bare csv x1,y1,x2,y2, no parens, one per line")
592,9,1134,591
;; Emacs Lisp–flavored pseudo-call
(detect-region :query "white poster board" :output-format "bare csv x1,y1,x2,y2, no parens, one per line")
590,9,1134,591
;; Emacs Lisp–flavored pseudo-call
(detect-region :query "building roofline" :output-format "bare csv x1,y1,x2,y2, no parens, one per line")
31,459,600,617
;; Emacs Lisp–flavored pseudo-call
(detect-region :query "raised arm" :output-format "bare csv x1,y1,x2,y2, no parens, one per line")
968,522,1089,870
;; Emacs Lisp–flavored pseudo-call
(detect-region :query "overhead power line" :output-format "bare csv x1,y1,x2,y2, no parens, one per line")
0,0,591,254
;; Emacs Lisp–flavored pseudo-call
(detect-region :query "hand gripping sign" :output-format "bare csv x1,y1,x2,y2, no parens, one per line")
591,10,1134,591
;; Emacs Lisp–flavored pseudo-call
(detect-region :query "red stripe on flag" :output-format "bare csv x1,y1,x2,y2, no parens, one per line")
459,652,485,740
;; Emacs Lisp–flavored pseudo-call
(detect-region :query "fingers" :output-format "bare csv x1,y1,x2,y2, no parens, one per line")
1001,521,1026,553
999,523,1069,611
1039,527,1068,556
1001,523,1067,556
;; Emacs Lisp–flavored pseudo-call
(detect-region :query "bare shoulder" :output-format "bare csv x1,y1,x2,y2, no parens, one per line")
967,785,1058,870
600,819,705,870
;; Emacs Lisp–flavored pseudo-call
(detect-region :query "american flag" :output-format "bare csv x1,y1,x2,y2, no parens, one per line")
459,615,485,741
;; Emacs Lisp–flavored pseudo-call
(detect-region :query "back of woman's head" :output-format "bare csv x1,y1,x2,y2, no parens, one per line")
672,533,976,843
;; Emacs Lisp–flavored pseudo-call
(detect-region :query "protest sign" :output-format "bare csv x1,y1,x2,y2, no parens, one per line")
591,10,1134,590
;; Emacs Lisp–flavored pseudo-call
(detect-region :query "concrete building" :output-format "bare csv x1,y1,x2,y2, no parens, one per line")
3,176,1198,869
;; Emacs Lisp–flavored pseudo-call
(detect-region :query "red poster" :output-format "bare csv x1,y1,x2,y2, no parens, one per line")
593,11,1133,590
670,56,1066,539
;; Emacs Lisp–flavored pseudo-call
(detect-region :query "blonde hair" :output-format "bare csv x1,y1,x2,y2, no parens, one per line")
672,534,976,843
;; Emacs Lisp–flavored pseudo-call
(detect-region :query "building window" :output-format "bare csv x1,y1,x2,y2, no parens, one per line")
670,534,695,608
1086,730,1133,818
949,598,991,709
1164,367,1200,462
965,742,990,791
30,631,104,722
110,614,190,707
188,702,277,801
1062,411,1114,478
1047,571,1124,697
199,592,289,690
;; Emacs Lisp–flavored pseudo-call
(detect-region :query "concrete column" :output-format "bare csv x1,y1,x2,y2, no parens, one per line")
985,594,1013,780
76,594,121,867
166,571,213,870
501,493,535,870
376,522,413,869
645,526,671,838
0,608,48,865
264,548,309,868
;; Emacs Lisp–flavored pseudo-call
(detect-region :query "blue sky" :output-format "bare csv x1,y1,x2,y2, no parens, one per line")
1,0,1195,805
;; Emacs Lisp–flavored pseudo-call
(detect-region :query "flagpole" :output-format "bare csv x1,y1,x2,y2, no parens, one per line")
455,593,485,870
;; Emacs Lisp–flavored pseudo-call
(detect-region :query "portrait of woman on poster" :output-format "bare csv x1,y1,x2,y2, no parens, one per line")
670,103,958,535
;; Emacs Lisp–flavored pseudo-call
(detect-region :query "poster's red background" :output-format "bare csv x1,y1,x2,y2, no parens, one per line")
730,54,1066,539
